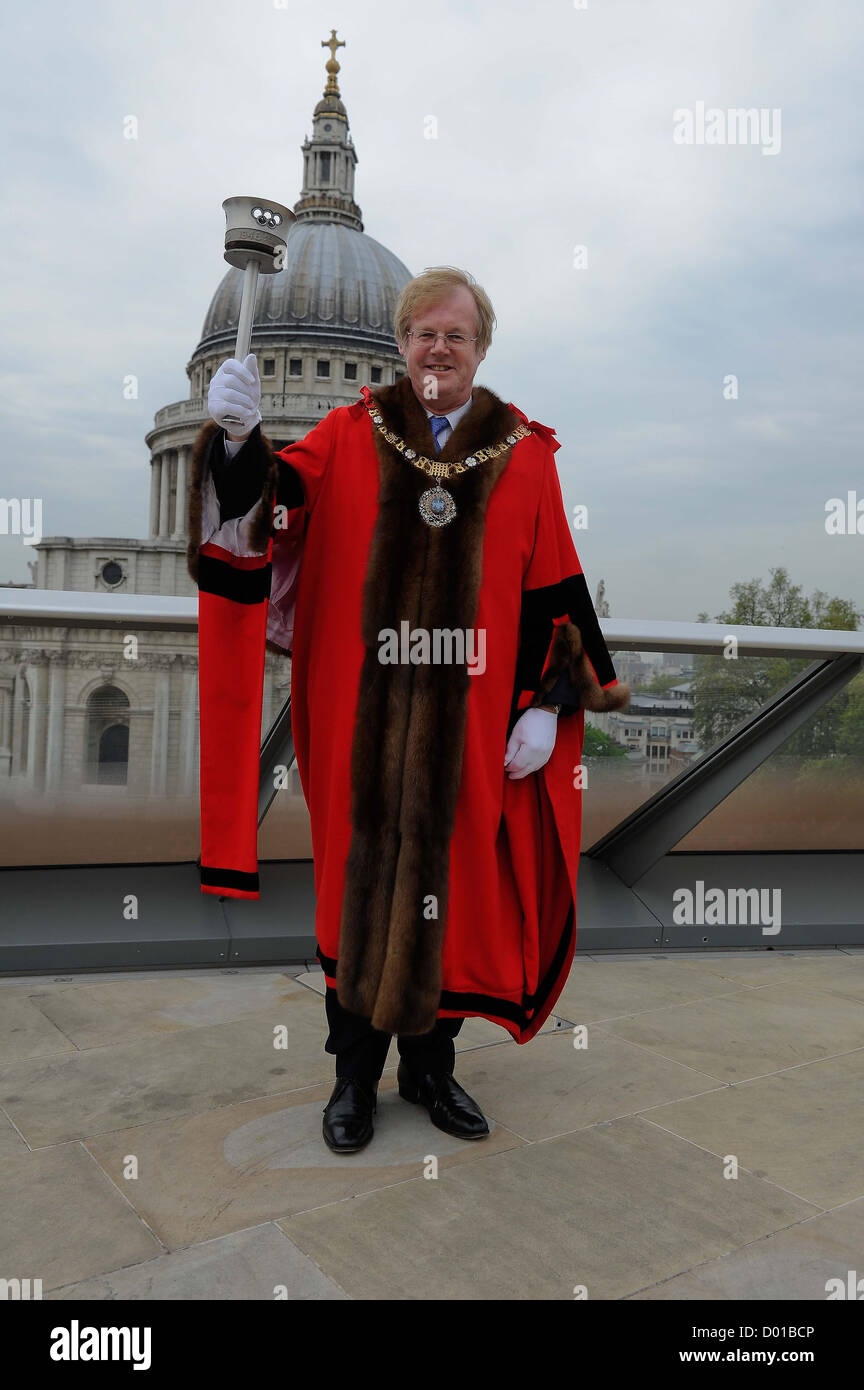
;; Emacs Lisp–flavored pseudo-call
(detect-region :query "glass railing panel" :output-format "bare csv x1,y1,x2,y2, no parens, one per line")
582,648,864,847
0,621,312,865
674,673,864,851
2,613,860,865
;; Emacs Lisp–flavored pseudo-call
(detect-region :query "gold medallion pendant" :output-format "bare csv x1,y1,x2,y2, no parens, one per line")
418,484,457,527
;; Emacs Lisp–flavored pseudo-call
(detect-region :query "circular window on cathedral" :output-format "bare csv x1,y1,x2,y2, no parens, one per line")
101,561,124,587
324,122,332,130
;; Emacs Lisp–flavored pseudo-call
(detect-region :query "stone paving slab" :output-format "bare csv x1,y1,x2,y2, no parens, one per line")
25,973,312,1049
668,953,864,995
84,1077,524,1249
0,992,78,1065
585,951,844,961
0,994,333,1146
281,1115,817,1301
553,958,748,1024
626,1195,864,1300
449,1027,721,1141
0,1107,28,1157
2,955,860,1300
640,1049,864,1209
596,981,864,1082
0,1142,161,1293
748,955,864,1004
0,964,311,991
48,1222,348,1301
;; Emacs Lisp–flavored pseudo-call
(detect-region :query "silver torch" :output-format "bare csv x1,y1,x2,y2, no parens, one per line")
219,196,295,428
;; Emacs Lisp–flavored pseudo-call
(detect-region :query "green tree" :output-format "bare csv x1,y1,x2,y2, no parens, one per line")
690,567,861,761
643,671,680,697
838,677,864,757
582,725,628,758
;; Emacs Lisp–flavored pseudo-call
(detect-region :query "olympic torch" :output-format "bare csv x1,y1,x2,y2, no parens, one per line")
219,196,295,428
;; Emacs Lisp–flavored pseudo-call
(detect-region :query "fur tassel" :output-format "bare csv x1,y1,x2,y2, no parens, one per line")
529,622,631,712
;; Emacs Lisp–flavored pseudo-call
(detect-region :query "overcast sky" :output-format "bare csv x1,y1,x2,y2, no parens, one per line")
1,0,861,625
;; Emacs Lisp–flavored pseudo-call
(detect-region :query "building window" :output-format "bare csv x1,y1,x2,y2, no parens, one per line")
100,560,124,588
85,685,130,786
205,367,212,385
289,359,302,376
394,369,405,380
262,358,276,377
371,366,382,383
320,151,331,183
344,362,357,380
316,360,330,378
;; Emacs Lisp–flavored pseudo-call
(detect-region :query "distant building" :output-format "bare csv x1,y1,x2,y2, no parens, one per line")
602,681,701,777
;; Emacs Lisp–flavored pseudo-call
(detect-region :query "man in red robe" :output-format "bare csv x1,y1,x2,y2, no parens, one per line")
187,267,629,1153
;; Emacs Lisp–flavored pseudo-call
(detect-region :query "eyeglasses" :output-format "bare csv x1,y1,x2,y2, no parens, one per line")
405,331,478,347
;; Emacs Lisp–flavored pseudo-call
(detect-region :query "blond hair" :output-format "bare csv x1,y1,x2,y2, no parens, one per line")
394,266,496,354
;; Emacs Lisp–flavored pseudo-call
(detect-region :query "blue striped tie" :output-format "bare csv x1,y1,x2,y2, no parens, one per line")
429,415,449,453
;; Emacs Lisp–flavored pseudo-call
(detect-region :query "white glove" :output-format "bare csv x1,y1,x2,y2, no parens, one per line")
208,353,262,437
504,707,558,779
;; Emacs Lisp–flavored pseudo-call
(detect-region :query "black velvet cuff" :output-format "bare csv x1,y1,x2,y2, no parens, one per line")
208,424,269,521
536,672,581,717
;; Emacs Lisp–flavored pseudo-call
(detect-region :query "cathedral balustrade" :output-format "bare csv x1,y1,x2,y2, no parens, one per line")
150,392,360,431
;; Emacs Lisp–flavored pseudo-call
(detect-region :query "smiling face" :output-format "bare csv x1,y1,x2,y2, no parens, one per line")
397,285,488,415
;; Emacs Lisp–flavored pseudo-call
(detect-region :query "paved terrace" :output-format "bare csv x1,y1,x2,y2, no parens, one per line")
1,950,863,1301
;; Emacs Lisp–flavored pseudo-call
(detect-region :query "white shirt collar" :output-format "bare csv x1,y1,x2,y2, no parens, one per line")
424,392,474,431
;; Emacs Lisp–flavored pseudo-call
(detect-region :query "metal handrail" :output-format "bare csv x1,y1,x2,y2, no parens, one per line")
1,588,198,632
4,589,864,659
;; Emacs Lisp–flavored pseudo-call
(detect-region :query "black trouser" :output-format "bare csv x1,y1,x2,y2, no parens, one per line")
324,986,464,1088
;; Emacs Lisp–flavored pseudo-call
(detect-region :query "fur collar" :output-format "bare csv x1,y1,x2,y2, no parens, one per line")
367,373,521,466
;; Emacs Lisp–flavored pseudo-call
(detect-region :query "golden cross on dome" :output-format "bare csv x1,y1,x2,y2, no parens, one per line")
322,29,345,64
321,29,345,93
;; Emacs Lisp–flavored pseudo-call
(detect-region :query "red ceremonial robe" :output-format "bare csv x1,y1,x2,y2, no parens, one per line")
186,376,629,1042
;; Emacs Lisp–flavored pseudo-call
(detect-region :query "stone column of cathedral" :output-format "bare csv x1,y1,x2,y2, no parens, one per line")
149,455,162,538
158,456,171,539
172,448,188,539
149,668,170,797
25,659,48,791
0,679,12,777
44,654,66,793
10,670,28,778
179,666,197,796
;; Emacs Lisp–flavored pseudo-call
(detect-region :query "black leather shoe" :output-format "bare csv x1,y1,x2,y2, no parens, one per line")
322,1077,377,1153
397,1061,490,1139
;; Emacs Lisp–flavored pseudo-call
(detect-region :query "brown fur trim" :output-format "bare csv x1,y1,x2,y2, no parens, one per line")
529,622,631,712
185,420,280,584
336,375,524,1034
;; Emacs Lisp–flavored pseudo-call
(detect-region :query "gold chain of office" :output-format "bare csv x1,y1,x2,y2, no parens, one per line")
365,403,532,480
